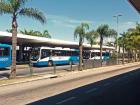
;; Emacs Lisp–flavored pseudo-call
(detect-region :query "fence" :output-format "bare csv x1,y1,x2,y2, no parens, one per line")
83,59,117,70
18,58,129,76
0,58,138,79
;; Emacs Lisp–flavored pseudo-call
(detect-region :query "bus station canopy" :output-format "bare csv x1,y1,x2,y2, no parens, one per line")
0,31,115,50
129,0,140,13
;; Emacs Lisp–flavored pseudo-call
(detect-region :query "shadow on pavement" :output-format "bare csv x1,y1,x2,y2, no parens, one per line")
0,73,9,79
28,68,140,105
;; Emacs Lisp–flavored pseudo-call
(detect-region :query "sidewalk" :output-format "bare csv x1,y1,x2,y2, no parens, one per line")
0,62,140,87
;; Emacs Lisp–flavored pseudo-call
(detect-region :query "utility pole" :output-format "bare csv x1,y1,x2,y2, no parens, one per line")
113,14,122,64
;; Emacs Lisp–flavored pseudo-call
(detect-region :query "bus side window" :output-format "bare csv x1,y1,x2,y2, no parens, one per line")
0,47,9,56
41,49,50,59
68,51,71,56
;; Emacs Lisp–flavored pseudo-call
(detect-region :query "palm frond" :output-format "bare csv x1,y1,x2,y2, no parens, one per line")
0,1,13,14
97,24,109,36
43,30,51,38
19,8,46,24
86,30,99,46
74,26,82,40
108,29,117,37
74,23,89,40
81,23,89,30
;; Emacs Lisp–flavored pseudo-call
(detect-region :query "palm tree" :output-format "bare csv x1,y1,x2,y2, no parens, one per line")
6,29,13,33
119,32,128,64
96,24,117,66
127,23,140,62
74,23,89,70
20,29,35,35
86,30,98,47
20,29,51,38
124,34,133,62
128,22,140,36
136,36,140,61
0,0,46,78
118,37,123,54
41,30,51,38
122,23,140,62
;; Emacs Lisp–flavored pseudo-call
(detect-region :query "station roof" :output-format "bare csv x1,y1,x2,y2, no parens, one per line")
129,0,140,13
0,31,115,50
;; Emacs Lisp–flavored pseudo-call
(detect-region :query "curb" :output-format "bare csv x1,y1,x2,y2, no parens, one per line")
0,74,58,87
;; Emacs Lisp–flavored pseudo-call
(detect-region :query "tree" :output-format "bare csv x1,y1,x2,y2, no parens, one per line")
119,32,128,64
86,30,98,47
124,33,134,62
96,24,117,66
0,0,46,78
74,23,89,70
41,30,51,38
6,29,13,33
20,29,35,35
116,22,140,63
127,23,140,62
20,29,51,38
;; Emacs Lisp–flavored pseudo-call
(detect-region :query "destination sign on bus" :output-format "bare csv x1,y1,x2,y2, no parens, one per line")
0,58,9,61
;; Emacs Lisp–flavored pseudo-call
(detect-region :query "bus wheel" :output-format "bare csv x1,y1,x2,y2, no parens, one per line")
48,61,53,66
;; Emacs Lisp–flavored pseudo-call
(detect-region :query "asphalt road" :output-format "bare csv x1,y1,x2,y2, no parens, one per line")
28,68,140,105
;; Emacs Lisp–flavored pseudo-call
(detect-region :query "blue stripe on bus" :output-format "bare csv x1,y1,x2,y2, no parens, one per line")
0,62,11,68
33,60,69,66
33,60,79,66
54,60,69,65
32,56,79,66
33,61,48,66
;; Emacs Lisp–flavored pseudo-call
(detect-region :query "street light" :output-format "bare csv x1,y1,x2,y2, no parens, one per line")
113,14,122,64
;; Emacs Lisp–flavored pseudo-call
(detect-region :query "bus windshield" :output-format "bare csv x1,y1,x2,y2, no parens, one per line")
91,52,100,58
0,47,9,57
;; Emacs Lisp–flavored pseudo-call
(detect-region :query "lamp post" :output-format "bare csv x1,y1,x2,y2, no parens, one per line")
113,14,122,64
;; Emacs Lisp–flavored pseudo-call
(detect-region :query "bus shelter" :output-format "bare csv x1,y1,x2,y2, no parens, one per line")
0,31,115,63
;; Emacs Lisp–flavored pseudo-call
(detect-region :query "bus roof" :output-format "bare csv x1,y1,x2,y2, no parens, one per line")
90,50,105,52
40,47,79,51
0,43,11,47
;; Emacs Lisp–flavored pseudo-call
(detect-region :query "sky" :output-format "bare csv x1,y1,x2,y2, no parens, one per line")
0,0,140,42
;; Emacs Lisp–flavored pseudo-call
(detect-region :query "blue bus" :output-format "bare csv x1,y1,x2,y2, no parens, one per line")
31,47,79,66
0,44,12,68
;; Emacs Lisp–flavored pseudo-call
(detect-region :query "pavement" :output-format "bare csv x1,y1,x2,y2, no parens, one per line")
0,62,140,105
0,62,140,87
28,66,140,105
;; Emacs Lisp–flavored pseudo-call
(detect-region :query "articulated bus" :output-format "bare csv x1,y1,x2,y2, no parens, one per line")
0,44,12,68
31,47,110,67
31,47,79,66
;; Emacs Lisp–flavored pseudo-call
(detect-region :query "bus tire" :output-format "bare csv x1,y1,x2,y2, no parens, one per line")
48,61,53,66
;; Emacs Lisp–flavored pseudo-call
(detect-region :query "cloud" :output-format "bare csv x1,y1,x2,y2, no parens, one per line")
119,21,136,33
47,14,93,28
